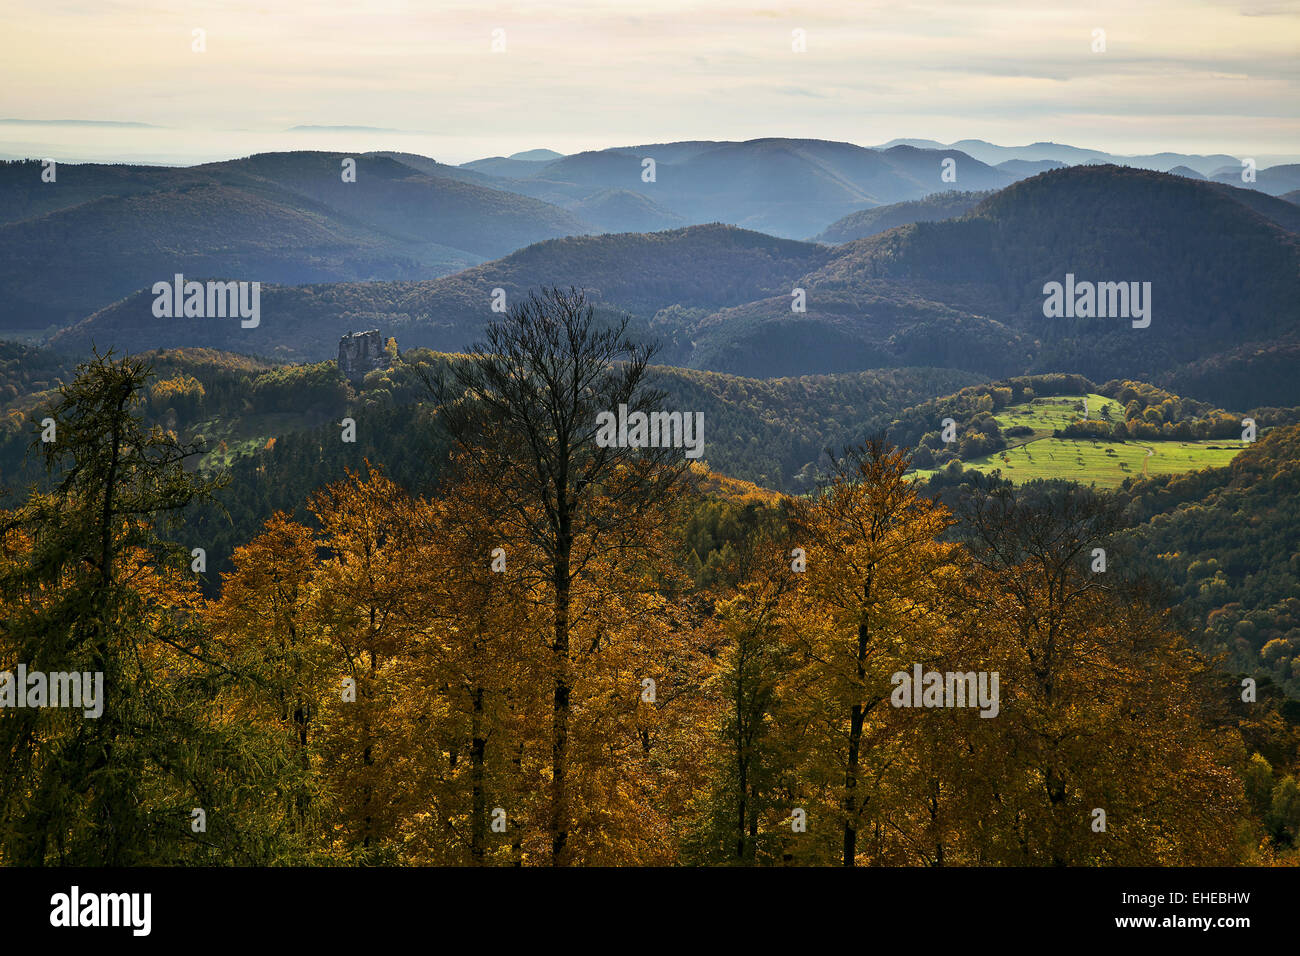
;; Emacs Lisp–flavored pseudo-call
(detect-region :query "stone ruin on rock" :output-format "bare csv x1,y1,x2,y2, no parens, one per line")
338,329,391,382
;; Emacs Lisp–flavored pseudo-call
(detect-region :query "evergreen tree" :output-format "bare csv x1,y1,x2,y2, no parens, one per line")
0,352,292,864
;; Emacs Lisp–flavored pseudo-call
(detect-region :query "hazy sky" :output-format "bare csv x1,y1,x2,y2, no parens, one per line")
1,0,1297,165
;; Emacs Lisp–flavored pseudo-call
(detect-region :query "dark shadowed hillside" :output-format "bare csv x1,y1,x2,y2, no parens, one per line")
680,166,1300,396
0,152,595,329
812,191,992,243
46,165,1300,410
52,224,833,360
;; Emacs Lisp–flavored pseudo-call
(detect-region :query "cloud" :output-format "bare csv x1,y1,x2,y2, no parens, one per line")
0,0,1294,162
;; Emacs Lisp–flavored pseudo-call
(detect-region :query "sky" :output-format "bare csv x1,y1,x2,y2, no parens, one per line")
1,0,1297,166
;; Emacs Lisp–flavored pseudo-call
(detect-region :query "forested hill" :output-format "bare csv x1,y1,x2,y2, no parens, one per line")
48,165,1300,412
0,343,981,573
711,165,1300,392
50,224,833,363
1119,423,1300,701
4,337,1297,868
812,190,991,243
0,153,594,330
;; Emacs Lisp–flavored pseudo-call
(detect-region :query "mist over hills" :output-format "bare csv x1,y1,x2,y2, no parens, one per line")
453,138,1019,237
1209,163,1300,196
874,139,1244,177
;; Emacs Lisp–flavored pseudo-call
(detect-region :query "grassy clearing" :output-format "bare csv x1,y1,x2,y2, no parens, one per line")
912,394,1247,488
953,437,1243,486
995,393,1125,443
193,411,330,471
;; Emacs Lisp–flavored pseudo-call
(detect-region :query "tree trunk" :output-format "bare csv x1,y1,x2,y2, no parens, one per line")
511,739,523,866
471,685,486,863
736,754,748,861
842,612,870,866
550,531,572,866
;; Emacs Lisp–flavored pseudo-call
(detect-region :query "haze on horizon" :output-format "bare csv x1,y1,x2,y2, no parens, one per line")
1,0,1298,167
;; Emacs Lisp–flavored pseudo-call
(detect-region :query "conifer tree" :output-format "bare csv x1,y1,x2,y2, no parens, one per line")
0,352,288,864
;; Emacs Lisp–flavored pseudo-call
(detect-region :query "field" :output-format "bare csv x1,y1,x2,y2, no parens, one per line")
994,393,1125,439
911,394,1248,488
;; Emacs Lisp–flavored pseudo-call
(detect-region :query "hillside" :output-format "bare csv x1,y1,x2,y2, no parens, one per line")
905,413,1300,712
7,143,1300,357
908,389,1247,488
48,165,1300,411
1210,163,1300,196
0,179,479,333
1120,423,1300,698
20,161,1300,415
7,344,1294,712
565,188,686,233
995,159,1068,178
197,152,591,258
812,191,991,244
0,341,981,499
52,224,835,360
682,166,1300,399
0,152,595,330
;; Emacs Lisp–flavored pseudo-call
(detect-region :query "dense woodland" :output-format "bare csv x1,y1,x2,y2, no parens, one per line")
1,291,1298,866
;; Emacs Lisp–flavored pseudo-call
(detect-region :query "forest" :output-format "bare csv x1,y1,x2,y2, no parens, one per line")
1,288,1297,867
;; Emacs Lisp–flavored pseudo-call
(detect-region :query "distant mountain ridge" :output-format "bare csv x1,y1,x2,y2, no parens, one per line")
4,136,1297,333
872,139,1245,177
444,137,1297,241
452,138,1019,238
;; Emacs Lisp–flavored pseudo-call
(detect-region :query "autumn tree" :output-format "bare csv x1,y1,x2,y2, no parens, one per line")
427,287,686,864
207,512,333,852
684,520,803,864
952,480,1243,864
309,465,418,861
786,440,961,866
394,473,544,865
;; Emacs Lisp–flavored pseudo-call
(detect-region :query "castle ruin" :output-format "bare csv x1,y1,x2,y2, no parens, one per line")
338,329,391,382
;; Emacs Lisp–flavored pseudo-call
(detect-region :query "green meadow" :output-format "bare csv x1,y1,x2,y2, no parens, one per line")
995,393,1125,440
912,394,1247,488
